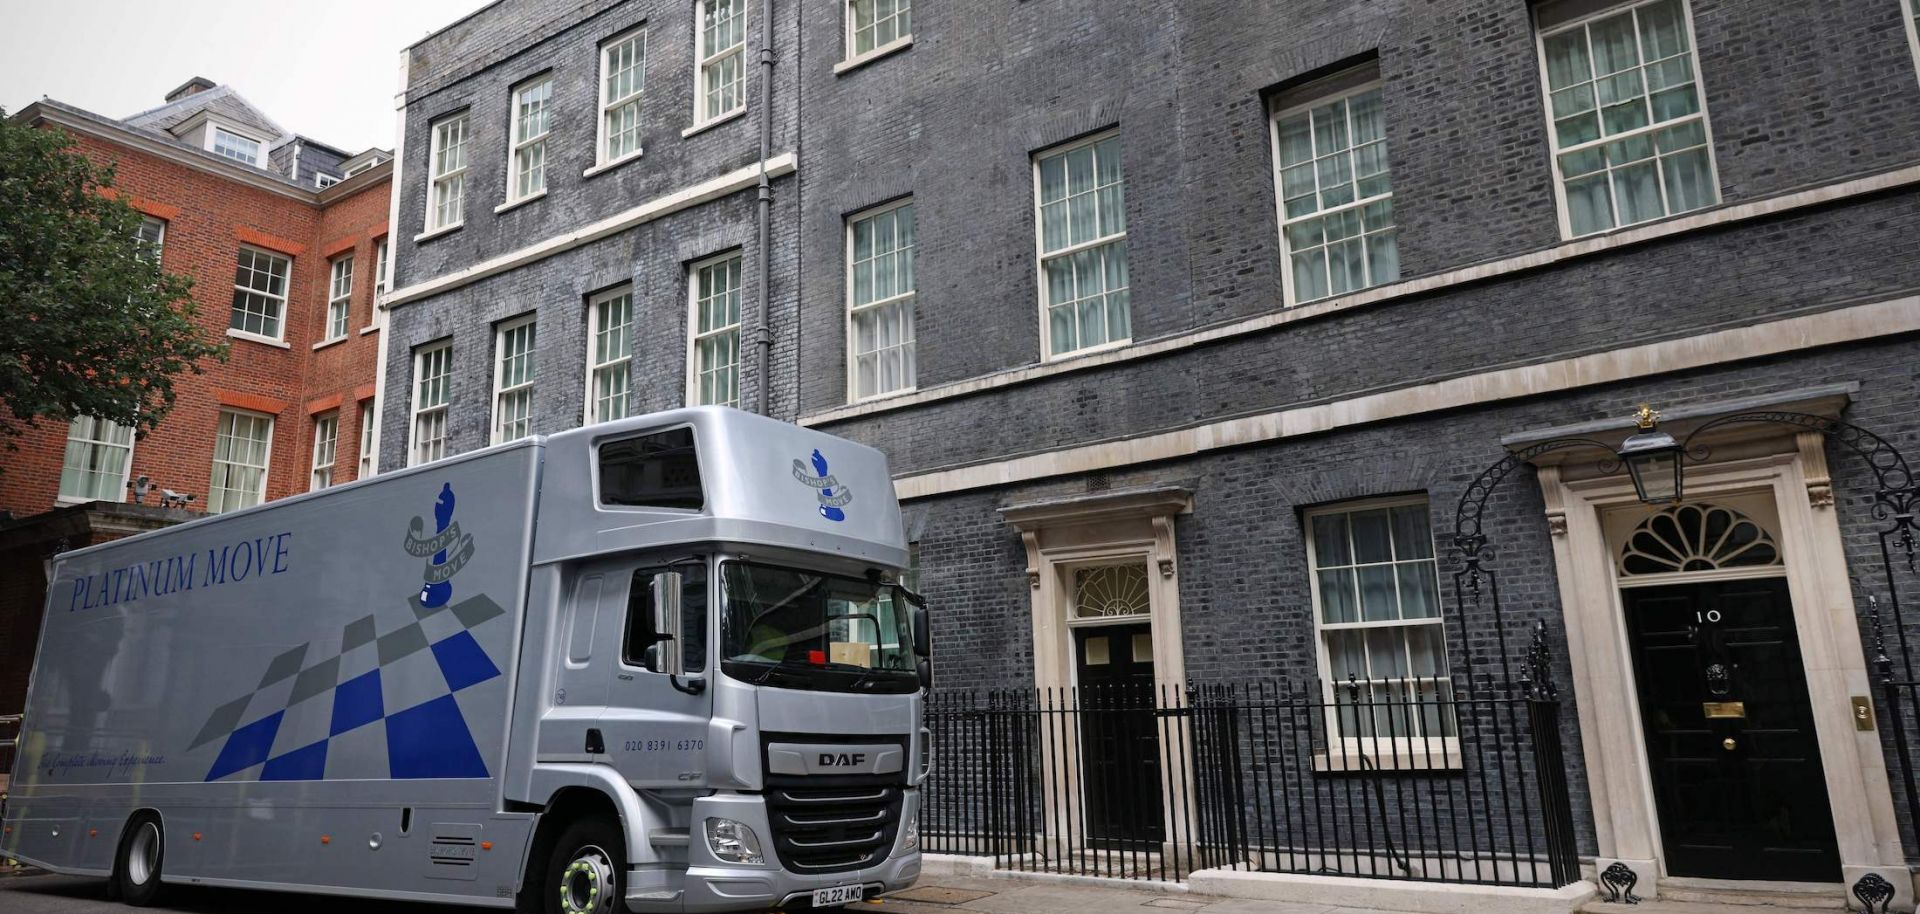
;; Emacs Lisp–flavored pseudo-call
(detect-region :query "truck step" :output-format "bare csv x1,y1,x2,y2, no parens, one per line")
648,828,690,847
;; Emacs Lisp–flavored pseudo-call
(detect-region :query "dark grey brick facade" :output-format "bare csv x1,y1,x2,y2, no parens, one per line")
384,0,1920,869
384,0,805,458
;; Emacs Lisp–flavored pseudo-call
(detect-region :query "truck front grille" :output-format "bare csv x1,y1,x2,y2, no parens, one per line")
764,777,903,874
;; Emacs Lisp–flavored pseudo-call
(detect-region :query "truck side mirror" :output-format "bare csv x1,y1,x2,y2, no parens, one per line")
911,604,930,659
651,571,685,678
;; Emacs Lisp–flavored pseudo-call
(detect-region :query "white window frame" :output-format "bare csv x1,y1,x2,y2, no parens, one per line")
1533,0,1721,240
325,254,354,342
425,112,471,233
1304,495,1458,767
315,173,342,189
1270,79,1399,308
693,0,747,127
209,125,264,167
374,238,390,299
598,25,649,167
507,75,554,204
586,286,636,424
492,315,538,444
845,198,917,402
357,401,377,479
1031,129,1131,361
230,245,291,343
687,252,743,408
57,415,137,504
410,341,453,466
137,216,166,259
310,413,339,491
845,0,912,63
207,409,274,514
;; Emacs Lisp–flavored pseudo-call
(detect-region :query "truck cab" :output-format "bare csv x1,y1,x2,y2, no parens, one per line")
517,410,928,912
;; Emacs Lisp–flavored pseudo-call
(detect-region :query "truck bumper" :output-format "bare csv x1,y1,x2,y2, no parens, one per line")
672,850,921,912
626,790,922,912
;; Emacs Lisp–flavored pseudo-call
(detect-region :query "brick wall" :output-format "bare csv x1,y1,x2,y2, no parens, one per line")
793,0,1920,419
306,180,391,488
381,0,806,468
0,127,391,519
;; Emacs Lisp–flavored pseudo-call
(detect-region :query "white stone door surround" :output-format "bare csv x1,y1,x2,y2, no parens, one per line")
1002,486,1194,855
1518,388,1909,909
1002,486,1193,694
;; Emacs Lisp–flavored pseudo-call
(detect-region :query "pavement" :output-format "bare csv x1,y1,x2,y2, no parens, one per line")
0,871,1397,914
881,876,1390,914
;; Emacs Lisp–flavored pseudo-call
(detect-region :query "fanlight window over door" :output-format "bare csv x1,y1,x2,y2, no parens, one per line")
1619,502,1782,577
1071,563,1150,621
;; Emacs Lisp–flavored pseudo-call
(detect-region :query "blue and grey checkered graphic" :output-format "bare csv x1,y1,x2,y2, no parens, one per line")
191,592,506,782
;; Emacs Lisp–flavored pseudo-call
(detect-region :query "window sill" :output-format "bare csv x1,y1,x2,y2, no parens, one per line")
55,495,122,508
682,108,746,139
359,323,380,336
834,35,913,75
1558,202,1716,244
227,328,290,349
311,335,348,352
494,190,546,214
413,222,462,244
1043,337,1133,364
848,386,919,407
1313,744,1462,773
583,150,645,180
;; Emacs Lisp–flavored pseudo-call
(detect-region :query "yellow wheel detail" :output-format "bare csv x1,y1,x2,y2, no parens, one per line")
559,844,614,914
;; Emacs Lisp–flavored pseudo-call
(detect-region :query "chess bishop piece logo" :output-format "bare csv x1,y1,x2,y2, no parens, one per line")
792,449,853,522
404,482,475,607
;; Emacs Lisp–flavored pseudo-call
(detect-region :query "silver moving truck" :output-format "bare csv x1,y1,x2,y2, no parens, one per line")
2,407,929,913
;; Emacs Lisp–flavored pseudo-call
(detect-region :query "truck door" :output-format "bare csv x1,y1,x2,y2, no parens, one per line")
598,561,713,788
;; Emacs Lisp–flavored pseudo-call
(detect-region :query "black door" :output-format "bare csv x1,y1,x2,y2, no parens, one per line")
1074,623,1165,846
1623,578,1840,881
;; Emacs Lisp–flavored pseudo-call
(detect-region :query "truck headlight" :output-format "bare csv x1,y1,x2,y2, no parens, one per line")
705,818,764,865
901,809,919,851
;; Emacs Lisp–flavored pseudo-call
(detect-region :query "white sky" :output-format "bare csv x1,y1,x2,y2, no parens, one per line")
0,0,487,153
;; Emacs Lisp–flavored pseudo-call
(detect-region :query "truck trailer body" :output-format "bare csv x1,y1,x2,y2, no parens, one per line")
2,407,927,912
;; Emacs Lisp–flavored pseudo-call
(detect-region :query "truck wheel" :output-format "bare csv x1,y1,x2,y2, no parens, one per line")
544,817,625,914
112,814,166,907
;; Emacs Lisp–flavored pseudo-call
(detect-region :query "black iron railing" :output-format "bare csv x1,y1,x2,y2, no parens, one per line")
923,670,1579,887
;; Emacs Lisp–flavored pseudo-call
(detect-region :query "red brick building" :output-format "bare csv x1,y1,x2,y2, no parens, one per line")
0,80,392,767
4,79,392,516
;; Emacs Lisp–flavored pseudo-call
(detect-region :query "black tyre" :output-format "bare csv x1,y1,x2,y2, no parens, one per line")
542,816,626,914
112,814,166,907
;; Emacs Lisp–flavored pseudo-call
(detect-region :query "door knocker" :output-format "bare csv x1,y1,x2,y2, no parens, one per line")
1704,662,1732,697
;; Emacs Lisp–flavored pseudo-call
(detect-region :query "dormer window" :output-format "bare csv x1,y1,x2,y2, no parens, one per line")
316,173,342,188
340,150,388,177
211,126,262,166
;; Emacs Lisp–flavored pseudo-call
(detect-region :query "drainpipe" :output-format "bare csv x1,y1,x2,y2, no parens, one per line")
368,47,410,475
752,0,775,416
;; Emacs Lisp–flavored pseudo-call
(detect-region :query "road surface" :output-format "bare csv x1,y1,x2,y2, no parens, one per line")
0,871,1391,914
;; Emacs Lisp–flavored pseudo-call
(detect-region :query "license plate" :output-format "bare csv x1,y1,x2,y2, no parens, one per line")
811,884,864,907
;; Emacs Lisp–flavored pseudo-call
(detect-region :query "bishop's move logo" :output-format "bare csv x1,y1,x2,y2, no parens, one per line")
405,482,476,608
792,449,853,522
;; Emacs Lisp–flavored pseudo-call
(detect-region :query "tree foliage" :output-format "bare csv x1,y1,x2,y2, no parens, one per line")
0,108,226,450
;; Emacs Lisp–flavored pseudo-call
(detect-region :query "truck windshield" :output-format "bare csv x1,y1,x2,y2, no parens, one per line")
720,560,919,693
